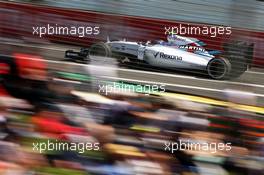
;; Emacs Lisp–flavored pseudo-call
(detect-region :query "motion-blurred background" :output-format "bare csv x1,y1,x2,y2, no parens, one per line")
0,0,263,174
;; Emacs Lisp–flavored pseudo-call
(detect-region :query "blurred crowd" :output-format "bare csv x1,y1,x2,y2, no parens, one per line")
0,54,263,175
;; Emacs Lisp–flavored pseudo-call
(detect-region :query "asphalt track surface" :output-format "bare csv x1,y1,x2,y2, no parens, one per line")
0,39,263,106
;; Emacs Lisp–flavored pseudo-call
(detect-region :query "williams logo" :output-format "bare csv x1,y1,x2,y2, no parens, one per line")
154,52,160,58
154,52,182,61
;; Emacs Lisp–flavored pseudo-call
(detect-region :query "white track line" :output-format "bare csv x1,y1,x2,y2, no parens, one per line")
101,76,264,98
247,71,264,75
46,59,264,89
116,67,264,88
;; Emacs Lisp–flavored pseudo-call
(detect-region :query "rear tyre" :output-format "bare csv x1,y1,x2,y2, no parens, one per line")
207,58,231,79
89,42,112,57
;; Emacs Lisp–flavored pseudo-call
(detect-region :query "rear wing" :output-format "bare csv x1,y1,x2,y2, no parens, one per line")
223,41,254,68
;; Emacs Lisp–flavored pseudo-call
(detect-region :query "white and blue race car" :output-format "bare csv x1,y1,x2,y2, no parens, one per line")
65,35,253,79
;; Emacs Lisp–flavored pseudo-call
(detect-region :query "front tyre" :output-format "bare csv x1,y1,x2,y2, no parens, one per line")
89,42,112,57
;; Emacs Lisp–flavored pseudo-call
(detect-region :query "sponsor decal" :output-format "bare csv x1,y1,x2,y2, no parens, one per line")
167,35,188,42
154,52,160,58
179,45,205,52
154,52,182,61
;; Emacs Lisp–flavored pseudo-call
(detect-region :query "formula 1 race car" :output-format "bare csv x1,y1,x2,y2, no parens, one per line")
65,35,253,79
